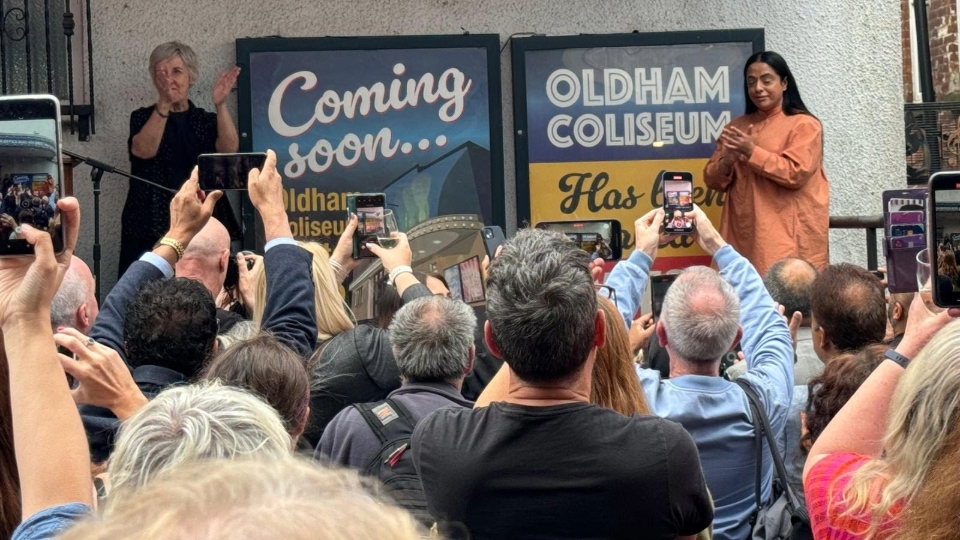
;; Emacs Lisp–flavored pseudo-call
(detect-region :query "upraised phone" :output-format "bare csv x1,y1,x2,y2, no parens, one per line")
481,226,506,259
346,193,386,259
661,171,695,234
197,153,267,191
535,219,622,260
0,95,65,257
928,172,960,307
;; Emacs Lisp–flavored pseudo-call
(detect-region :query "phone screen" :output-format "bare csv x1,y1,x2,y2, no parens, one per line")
662,172,694,234
197,153,267,191
0,96,64,257
535,220,622,260
347,193,386,258
930,174,960,307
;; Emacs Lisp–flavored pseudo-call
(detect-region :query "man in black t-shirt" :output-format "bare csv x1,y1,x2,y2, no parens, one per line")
412,228,713,540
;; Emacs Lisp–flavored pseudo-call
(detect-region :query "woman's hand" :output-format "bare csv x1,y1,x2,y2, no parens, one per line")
367,232,412,274
213,66,241,108
721,125,756,157
330,213,361,279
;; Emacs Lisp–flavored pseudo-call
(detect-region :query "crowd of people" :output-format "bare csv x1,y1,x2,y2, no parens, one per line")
1,45,954,540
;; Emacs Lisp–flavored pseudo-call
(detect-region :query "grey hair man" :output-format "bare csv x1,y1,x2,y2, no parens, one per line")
605,205,794,540
51,256,99,334
412,228,712,539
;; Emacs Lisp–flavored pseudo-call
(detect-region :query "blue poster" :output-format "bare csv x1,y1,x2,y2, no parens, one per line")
241,37,501,244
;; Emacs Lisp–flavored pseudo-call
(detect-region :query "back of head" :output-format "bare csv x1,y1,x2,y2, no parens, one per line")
376,271,428,329
178,218,230,295
389,295,476,382
107,381,291,495
50,263,88,329
592,296,650,415
763,258,818,319
801,344,886,454
660,266,740,363
61,458,425,540
485,228,597,384
123,277,218,377
203,333,310,436
810,264,886,352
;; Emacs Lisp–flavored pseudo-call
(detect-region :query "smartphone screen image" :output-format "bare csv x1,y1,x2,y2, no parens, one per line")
0,95,64,257
346,193,386,258
198,153,267,191
929,173,960,307
661,172,694,234
535,220,622,260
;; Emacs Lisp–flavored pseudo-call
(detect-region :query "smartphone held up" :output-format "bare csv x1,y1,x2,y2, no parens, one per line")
927,172,960,308
0,95,65,257
661,171,695,235
198,153,267,191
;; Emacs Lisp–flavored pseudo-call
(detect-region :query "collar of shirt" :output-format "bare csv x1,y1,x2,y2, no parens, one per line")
389,381,474,408
132,364,186,388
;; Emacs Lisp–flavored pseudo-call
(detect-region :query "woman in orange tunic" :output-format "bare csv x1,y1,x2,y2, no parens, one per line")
704,51,829,275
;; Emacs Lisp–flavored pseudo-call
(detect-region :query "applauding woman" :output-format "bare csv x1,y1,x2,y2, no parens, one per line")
120,41,240,277
704,51,829,275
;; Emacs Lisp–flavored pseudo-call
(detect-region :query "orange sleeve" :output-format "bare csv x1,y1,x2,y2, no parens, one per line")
704,146,735,192
746,118,823,190
473,363,510,408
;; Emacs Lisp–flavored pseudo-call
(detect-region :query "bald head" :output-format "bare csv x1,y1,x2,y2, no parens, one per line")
764,258,818,319
51,256,99,334
176,218,230,299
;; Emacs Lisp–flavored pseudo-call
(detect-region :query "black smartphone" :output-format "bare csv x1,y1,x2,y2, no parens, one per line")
535,219,623,260
928,172,960,307
481,226,506,259
661,171,695,234
0,95,65,257
224,250,256,289
346,193,386,259
197,153,267,191
651,274,679,321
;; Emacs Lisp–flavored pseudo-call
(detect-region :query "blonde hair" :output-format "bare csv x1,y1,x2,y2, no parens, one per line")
148,41,199,85
107,381,291,497
252,242,354,344
837,319,960,538
61,458,426,540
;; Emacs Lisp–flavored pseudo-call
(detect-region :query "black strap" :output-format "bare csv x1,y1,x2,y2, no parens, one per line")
353,398,418,444
734,379,808,521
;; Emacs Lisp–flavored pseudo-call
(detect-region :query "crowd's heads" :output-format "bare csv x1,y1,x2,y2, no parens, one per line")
50,256,98,334
176,218,230,300
659,266,741,363
592,296,650,416
375,271,450,328
149,41,199,86
801,344,887,454
763,258,817,319
62,459,424,540
810,264,886,356
485,228,599,384
107,381,291,496
203,333,310,440
389,295,476,383
123,277,217,377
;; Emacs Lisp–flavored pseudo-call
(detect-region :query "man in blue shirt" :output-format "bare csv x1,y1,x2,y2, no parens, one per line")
605,205,794,540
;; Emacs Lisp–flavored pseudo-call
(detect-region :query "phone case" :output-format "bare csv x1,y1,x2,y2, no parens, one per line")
883,189,928,293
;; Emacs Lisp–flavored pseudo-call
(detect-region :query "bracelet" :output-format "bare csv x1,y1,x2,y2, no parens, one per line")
157,237,186,261
884,348,911,369
387,265,413,286
155,108,168,119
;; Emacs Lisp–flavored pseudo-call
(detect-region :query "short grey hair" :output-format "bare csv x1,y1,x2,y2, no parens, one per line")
485,228,597,383
108,381,291,496
389,296,476,382
51,267,87,328
216,320,260,350
149,41,199,85
661,266,741,362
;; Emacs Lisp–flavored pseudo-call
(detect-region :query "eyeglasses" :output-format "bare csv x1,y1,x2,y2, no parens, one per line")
596,284,618,307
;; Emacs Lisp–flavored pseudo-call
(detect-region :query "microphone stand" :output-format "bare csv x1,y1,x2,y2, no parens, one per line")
62,149,176,304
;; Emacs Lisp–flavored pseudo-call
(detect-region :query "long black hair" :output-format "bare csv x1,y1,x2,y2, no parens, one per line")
744,51,814,117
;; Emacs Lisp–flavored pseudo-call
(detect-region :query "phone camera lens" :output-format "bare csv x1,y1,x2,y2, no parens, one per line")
484,231,492,238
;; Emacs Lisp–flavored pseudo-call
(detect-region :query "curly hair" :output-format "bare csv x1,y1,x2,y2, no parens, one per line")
123,278,217,378
801,344,886,454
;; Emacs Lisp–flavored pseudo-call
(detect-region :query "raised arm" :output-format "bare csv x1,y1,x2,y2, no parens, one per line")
603,207,665,329
0,198,92,519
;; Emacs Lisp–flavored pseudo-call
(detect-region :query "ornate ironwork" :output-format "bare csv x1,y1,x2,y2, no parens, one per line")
1,7,27,41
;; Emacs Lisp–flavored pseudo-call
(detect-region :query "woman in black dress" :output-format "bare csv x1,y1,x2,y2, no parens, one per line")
120,41,240,277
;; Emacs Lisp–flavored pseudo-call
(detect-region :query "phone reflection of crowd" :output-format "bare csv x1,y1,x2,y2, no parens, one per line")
938,238,960,297
0,177,57,240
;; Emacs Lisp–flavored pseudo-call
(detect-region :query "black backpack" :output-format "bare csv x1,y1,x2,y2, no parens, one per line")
354,398,432,526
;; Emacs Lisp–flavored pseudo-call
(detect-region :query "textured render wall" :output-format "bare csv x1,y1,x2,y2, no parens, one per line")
73,0,902,294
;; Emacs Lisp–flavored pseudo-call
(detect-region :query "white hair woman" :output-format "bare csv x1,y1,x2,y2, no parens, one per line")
119,41,240,277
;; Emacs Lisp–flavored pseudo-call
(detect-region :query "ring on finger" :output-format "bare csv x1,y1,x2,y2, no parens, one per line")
85,337,96,348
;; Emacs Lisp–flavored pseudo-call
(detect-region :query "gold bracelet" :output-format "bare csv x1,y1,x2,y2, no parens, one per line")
158,237,186,261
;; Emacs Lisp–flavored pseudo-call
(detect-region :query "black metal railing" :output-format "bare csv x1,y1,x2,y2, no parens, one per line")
0,0,94,140
830,215,883,270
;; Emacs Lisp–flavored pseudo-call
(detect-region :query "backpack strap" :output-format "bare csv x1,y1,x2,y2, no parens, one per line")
353,398,418,444
734,379,808,521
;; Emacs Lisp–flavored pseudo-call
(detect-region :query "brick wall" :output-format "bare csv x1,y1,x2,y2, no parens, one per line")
906,0,960,100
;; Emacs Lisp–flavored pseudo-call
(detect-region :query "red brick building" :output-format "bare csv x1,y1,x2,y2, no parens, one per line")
903,0,960,101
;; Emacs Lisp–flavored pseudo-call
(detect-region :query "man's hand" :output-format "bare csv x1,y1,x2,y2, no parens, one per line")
330,213,361,278
629,313,655,353
367,232,412,274
212,66,241,108
687,205,727,256
634,207,665,260
56,328,147,422
777,304,804,351
167,168,221,246
247,150,291,241
236,251,262,313
589,257,605,284
895,294,960,360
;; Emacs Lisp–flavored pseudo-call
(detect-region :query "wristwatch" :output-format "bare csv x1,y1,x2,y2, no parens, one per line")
884,348,911,369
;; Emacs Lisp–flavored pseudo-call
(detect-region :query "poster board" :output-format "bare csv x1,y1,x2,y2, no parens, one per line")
511,30,763,270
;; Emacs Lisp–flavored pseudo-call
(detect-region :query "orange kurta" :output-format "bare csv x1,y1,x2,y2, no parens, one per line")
704,109,830,275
